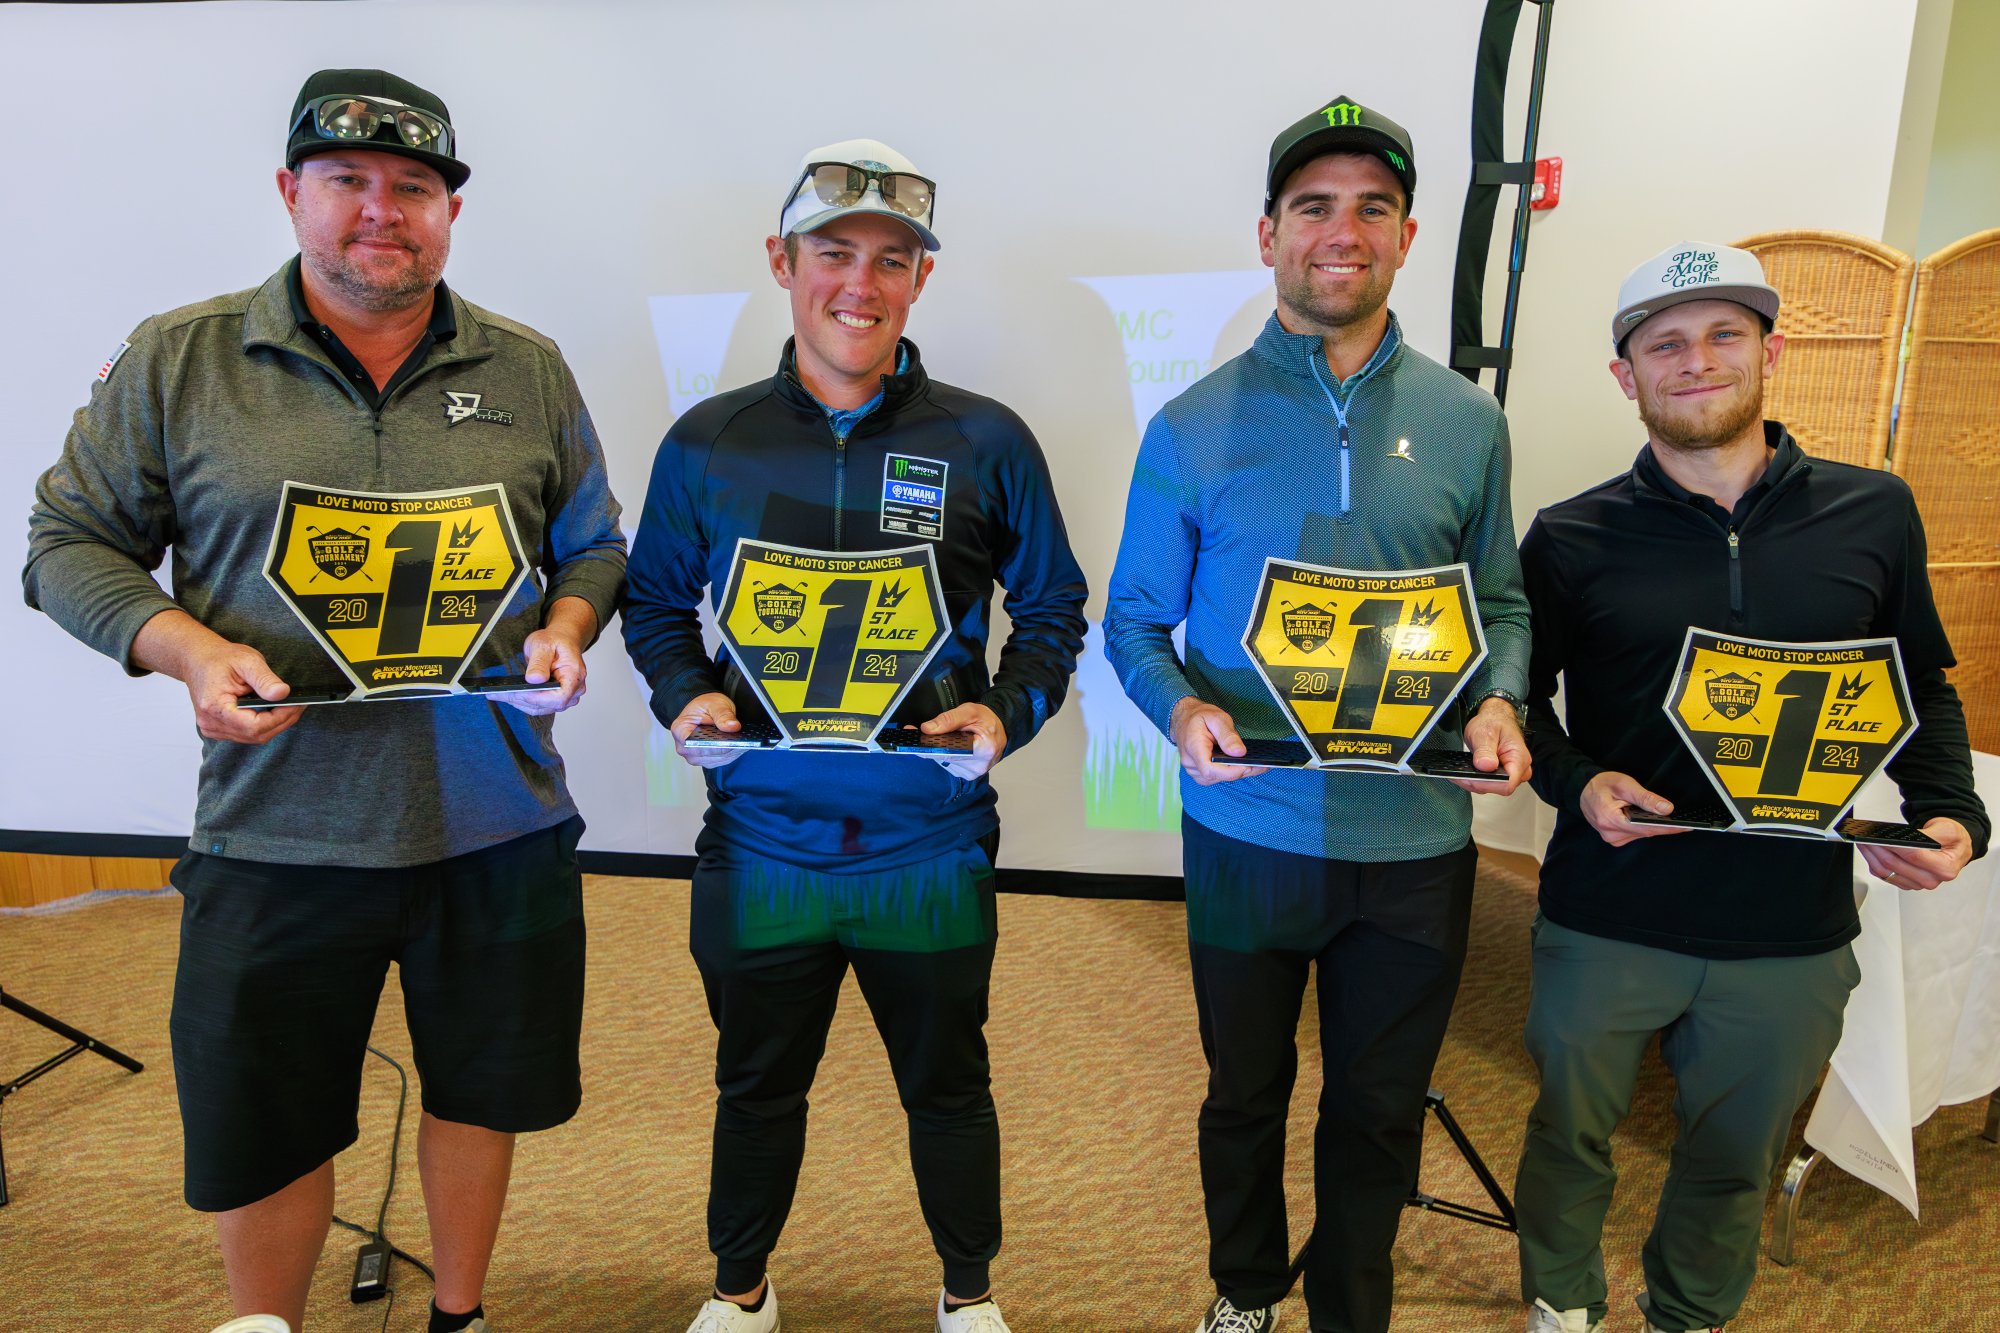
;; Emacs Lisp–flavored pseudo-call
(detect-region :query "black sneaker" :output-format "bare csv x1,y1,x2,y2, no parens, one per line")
1196,1294,1277,1332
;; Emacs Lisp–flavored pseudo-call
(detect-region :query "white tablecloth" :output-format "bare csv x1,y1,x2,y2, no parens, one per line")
1802,749,2000,1218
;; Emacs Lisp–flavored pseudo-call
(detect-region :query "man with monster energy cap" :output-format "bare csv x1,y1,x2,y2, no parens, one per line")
24,68,625,1331
1105,97,1530,1333
1509,243,1985,1333
623,139,1085,1333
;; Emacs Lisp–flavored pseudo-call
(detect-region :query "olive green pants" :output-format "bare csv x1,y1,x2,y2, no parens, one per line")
1514,918,1858,1330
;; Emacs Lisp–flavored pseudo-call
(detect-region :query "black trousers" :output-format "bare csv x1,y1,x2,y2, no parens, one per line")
689,834,1002,1297
1183,816,1478,1333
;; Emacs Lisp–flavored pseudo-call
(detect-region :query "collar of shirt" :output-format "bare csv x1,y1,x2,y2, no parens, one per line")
1252,309,1404,398
810,341,911,440
1635,421,1799,528
284,255,456,406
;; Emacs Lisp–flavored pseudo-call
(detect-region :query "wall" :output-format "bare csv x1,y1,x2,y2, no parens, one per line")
1917,0,2000,257
0,0,1941,874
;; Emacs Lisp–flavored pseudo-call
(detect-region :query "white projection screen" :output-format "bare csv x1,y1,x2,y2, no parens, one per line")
2,0,1494,878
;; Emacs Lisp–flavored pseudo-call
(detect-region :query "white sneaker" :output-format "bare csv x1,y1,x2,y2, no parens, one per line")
1196,1294,1277,1332
1526,1298,1603,1333
209,1320,291,1333
687,1279,780,1333
936,1290,1012,1332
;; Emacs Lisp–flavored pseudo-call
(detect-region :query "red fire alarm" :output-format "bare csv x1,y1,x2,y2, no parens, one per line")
1530,157,1562,210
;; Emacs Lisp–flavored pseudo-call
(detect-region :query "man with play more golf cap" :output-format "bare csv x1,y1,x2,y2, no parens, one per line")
1510,242,1985,1333
25,67,625,1330
623,138,1086,1333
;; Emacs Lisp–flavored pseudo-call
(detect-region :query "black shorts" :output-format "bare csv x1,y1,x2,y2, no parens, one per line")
168,816,586,1212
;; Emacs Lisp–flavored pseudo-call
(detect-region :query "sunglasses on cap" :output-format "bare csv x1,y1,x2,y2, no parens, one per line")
784,161,937,226
290,93,455,158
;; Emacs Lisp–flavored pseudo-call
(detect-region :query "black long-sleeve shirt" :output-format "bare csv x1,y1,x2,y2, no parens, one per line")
1521,425,1989,959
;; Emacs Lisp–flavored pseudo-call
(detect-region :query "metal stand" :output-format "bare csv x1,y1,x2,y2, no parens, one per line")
1771,1089,2000,1265
1450,0,1557,411
1285,1088,1519,1288
1766,1146,1821,1267
1407,1087,1520,1230
0,987,145,1206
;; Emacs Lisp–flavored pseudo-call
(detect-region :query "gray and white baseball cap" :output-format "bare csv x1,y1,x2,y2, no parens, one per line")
779,138,940,252
1612,242,1780,351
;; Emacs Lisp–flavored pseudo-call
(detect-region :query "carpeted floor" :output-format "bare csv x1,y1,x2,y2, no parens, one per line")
1,857,1994,1331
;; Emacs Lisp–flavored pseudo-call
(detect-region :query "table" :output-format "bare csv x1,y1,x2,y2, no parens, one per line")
1771,750,2000,1260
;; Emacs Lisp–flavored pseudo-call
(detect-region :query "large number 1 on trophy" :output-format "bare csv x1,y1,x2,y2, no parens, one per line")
803,579,872,707
378,519,439,655
1332,598,1404,730
1760,668,1828,796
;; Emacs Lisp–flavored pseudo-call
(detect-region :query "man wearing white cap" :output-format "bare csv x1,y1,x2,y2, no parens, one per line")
624,140,1086,1333
1510,243,1987,1333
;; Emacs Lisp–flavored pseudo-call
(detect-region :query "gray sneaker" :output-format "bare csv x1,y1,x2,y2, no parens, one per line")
1196,1294,1277,1333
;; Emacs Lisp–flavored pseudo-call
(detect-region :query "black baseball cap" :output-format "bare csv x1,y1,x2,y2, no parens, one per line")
1265,95,1416,214
286,68,469,191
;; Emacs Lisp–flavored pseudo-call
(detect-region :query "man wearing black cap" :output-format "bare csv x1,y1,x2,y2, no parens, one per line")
24,69,626,1332
1104,98,1530,1333
624,138,1086,1333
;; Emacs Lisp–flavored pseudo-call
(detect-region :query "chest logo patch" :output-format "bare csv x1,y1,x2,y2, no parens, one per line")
443,390,514,427
881,454,948,542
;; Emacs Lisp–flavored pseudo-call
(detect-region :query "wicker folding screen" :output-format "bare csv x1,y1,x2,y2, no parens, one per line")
1894,229,2000,752
1736,230,1913,468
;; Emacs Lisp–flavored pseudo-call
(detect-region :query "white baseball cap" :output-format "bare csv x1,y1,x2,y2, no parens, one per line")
1612,242,1780,351
778,138,940,252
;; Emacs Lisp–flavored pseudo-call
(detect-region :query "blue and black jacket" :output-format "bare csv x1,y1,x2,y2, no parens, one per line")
623,339,1088,873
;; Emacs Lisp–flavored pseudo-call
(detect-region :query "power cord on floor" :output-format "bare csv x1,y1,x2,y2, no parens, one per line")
331,1045,434,1328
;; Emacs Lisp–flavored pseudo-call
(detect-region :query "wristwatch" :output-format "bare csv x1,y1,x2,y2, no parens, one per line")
1470,688,1529,732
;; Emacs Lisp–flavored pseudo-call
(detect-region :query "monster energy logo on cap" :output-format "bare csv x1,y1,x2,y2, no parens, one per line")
1267,93,1417,213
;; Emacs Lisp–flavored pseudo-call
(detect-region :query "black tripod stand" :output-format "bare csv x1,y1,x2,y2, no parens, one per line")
1283,1086,1518,1290
1,986,145,1205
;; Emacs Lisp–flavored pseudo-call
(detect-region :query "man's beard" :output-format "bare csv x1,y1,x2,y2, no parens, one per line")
297,227,446,313
1275,261,1393,337
1638,373,1765,451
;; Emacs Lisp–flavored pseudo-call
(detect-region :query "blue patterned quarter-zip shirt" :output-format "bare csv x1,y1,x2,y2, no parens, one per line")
1103,311,1530,862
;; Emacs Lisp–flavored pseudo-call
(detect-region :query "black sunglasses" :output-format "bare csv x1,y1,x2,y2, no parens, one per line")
291,93,455,158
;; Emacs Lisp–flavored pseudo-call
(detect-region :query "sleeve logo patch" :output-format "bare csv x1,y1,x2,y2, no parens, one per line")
880,453,947,541
96,341,131,383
